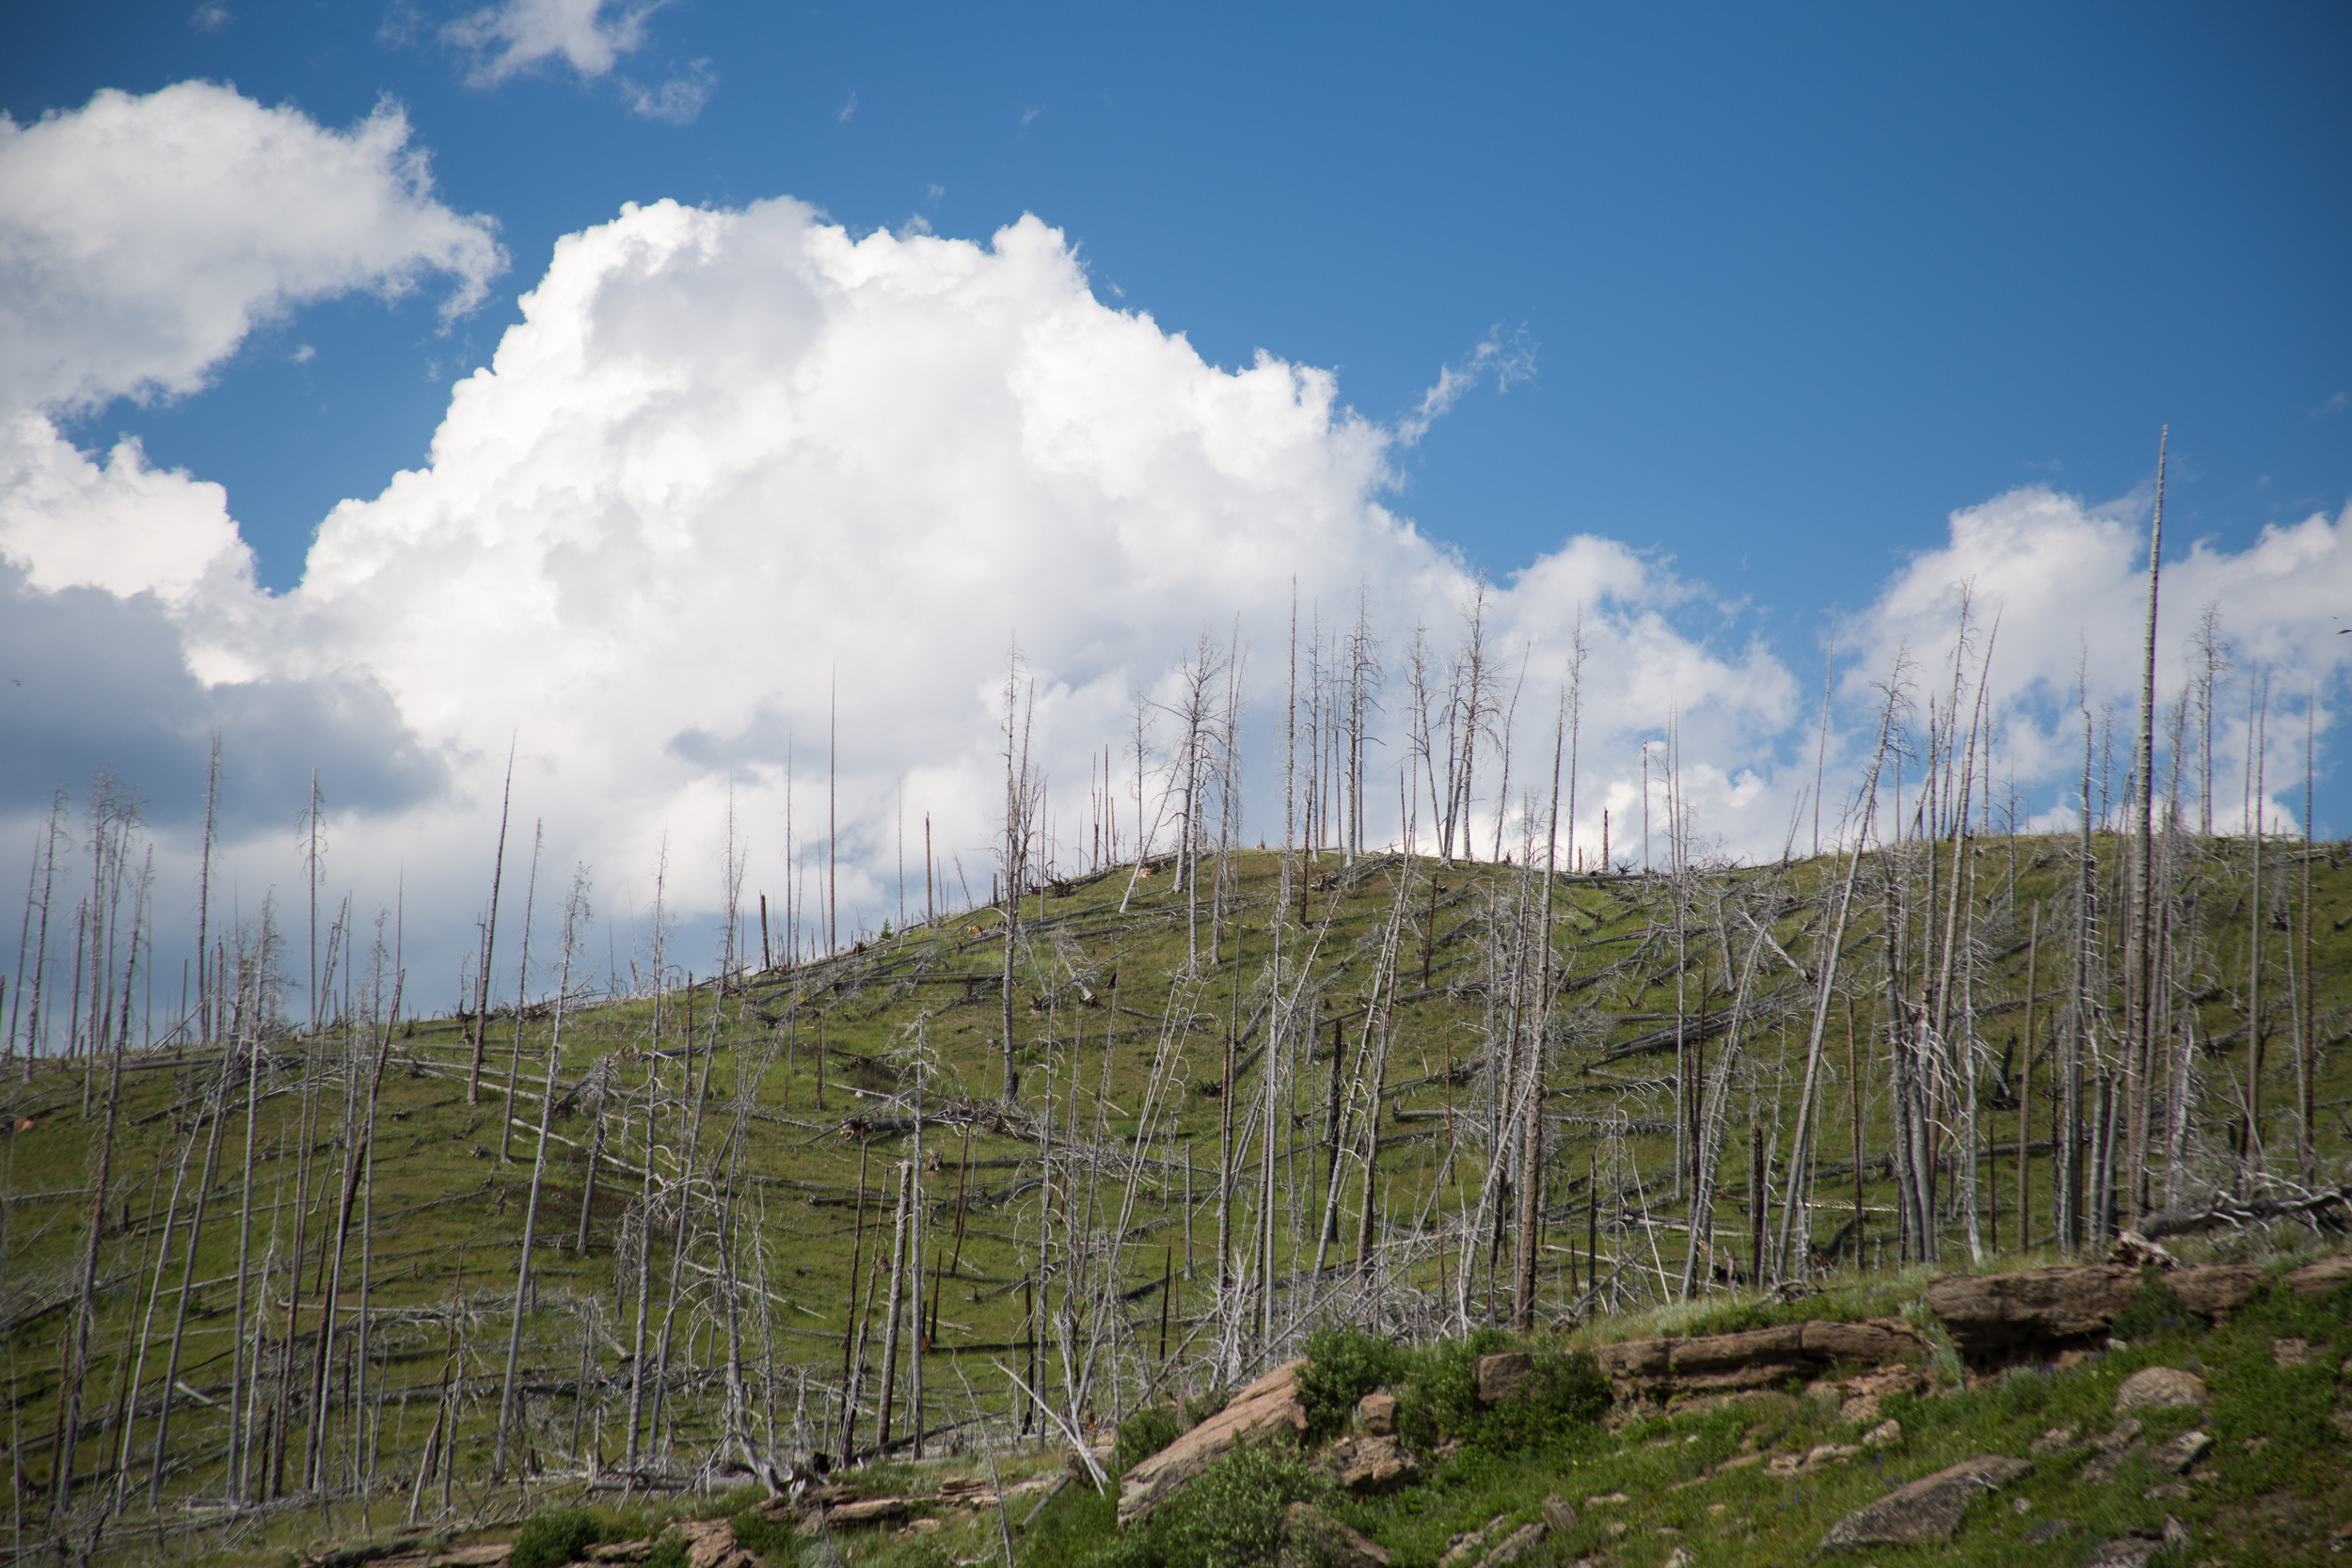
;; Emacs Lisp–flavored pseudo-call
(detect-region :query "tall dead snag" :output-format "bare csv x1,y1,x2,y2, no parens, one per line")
2123,429,2166,1227
1773,686,1894,1277
1000,645,1038,1100
501,821,545,1163
496,867,588,1477
1513,695,1566,1330
470,746,515,1104
2246,673,2269,1172
876,1161,913,1452
2301,695,2317,1175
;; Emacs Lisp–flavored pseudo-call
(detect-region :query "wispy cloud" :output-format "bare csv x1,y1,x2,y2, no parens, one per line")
621,58,715,124
444,0,661,86
1393,326,1538,446
1019,105,1043,128
188,3,232,31
837,90,858,124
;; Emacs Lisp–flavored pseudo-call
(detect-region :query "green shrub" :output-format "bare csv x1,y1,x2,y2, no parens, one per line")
1149,1442,1324,1568
511,1508,606,1568
1115,1405,1184,1475
1298,1323,1411,1439
1395,1332,1608,1459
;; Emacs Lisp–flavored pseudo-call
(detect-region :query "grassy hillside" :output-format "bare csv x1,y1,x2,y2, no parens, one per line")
4,830,2349,1562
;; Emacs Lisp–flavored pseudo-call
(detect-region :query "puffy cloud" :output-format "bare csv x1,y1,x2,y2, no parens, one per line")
0,83,502,414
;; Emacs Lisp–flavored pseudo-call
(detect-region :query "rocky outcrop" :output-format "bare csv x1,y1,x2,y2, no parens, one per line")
1591,1315,1927,1404
1119,1360,1309,1525
1817,1454,2030,1549
1923,1262,2262,1362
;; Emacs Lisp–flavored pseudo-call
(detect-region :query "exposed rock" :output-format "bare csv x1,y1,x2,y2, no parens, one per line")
1438,1514,1508,1568
1480,1522,1546,1568
2286,1253,2352,1298
1668,1324,1805,1373
819,1499,911,1528
1592,1338,1669,1381
2271,1336,2321,1367
1924,1264,2263,1363
1356,1392,1398,1435
679,1519,756,1568
1327,1434,1422,1495
1595,1316,1926,1404
2028,1423,2080,1454
1585,1491,1629,1506
2079,1419,2143,1485
587,1543,657,1563
1817,1454,2030,1549
1800,1318,1928,1363
1835,1365,1924,1423
1540,1496,1577,1533
1120,1360,1309,1525
2168,1264,2262,1319
1477,1353,1535,1403
2083,1517,2188,1568
1282,1503,1391,1568
433,1550,514,1568
2024,1517,2080,1544
2115,1367,2207,1412
1861,1419,1902,1449
1661,1549,1693,1568
2146,1430,2211,1475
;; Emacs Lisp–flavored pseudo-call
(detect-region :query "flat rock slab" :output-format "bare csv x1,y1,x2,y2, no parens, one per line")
1120,1359,1308,1525
1592,1316,1925,1402
2116,1367,2207,1412
1818,1454,2030,1548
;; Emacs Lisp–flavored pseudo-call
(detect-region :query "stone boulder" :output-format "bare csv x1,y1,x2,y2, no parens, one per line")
1477,1353,1534,1403
1326,1433,1421,1495
1119,1360,1309,1525
1817,1454,2030,1549
1356,1392,1398,1435
2115,1367,2207,1412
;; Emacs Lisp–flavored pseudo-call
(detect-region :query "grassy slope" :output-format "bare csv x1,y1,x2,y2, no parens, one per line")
4,832,2350,1562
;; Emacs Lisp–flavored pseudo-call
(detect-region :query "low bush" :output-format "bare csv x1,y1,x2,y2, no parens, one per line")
511,1509,606,1568
1395,1330,1609,1459
1297,1323,1411,1439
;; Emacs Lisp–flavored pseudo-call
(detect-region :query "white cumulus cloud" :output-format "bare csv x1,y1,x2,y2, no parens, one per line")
0,83,502,415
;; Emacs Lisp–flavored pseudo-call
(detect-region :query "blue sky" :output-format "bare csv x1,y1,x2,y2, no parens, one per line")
13,1,2347,610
